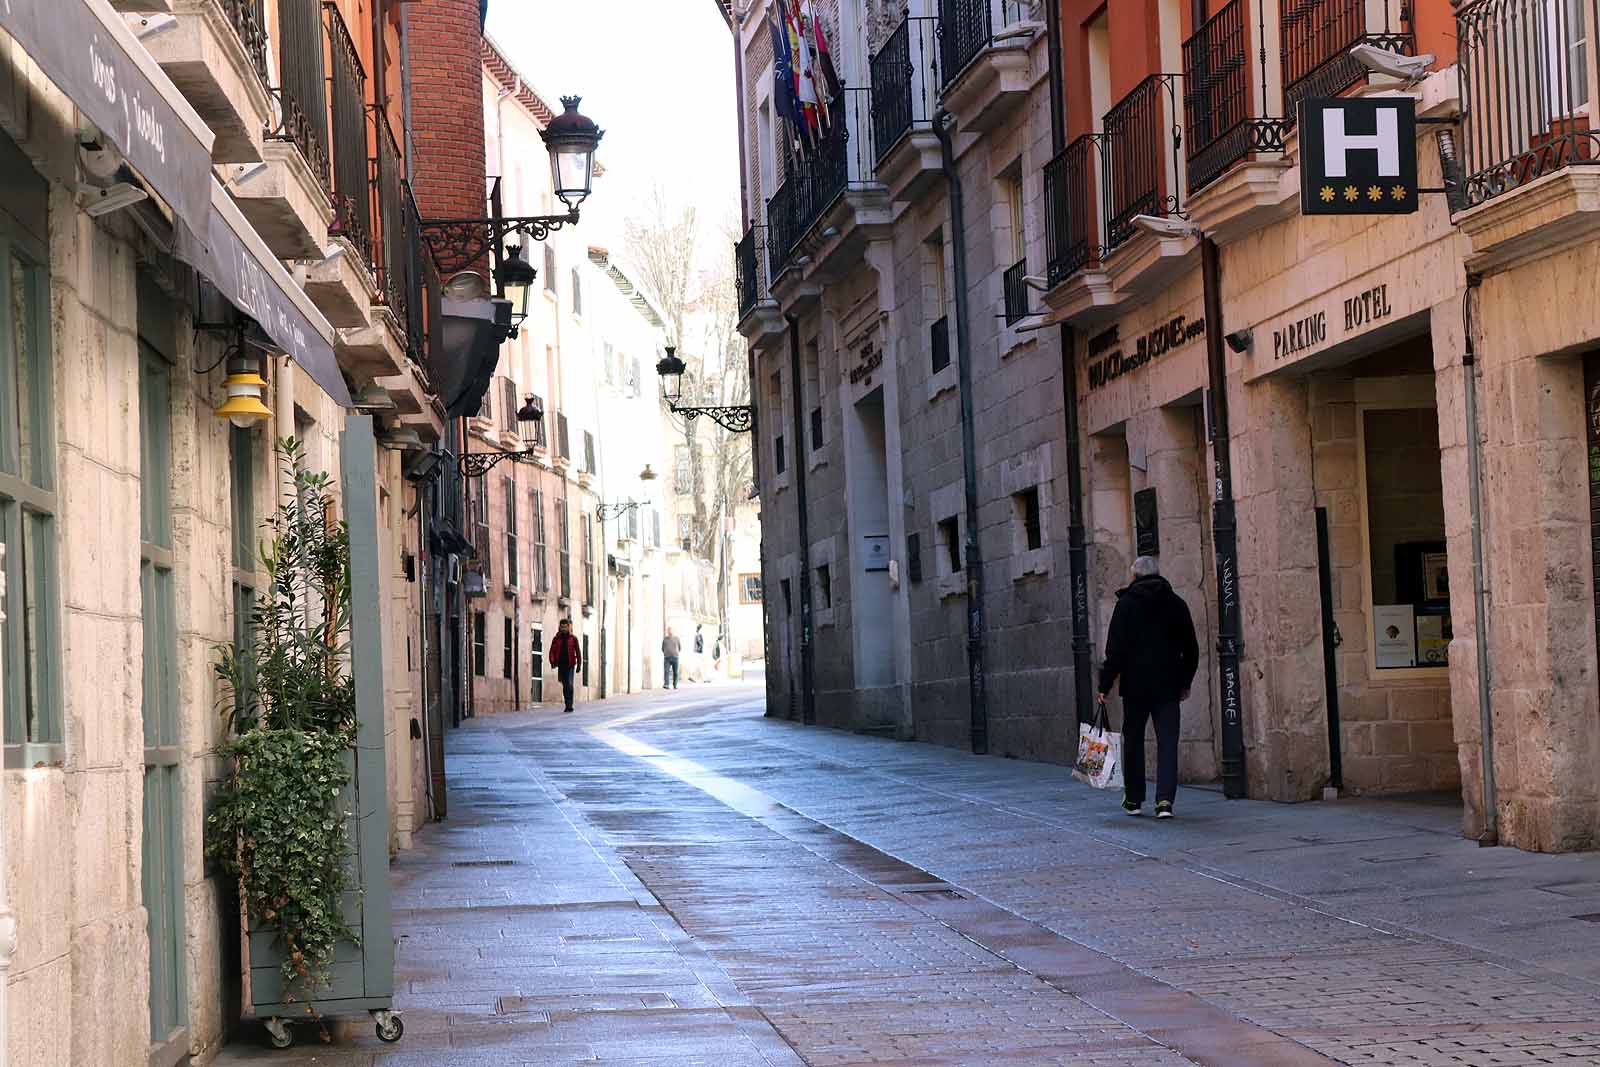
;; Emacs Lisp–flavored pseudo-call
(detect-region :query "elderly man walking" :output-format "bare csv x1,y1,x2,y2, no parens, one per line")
1097,556,1199,818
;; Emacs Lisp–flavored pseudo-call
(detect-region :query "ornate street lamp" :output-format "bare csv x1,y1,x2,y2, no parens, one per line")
654,346,753,433
459,394,546,478
497,236,537,334
596,464,659,521
543,96,603,210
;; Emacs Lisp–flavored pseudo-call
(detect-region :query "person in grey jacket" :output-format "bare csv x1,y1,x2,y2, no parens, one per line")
661,629,681,689
1097,556,1199,818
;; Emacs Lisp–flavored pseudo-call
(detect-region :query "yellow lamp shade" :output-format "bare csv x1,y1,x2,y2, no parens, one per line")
214,371,272,428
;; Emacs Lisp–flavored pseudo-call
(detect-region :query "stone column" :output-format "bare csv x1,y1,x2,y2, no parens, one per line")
1230,374,1327,800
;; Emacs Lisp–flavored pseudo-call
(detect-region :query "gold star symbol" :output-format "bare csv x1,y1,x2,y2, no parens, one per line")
1391,184,1408,200
1344,185,1359,201
1320,185,1335,202
1368,185,1384,201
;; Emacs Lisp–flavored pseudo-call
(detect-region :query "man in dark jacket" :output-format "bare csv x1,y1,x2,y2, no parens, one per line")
549,619,582,714
1097,556,1199,818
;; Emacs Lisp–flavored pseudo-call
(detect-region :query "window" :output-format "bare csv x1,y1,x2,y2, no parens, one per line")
674,445,692,495
775,434,787,474
780,578,792,615
532,487,548,594
558,497,571,600
678,513,694,552
581,634,590,686
1,233,60,753
652,508,662,548
816,564,831,609
544,244,556,291
740,573,763,603
1016,487,1043,551
571,267,582,315
582,513,594,606
530,394,547,447
503,616,513,678
583,430,596,475
230,427,257,720
907,532,923,582
473,612,486,675
939,517,962,573
504,475,519,590
810,406,823,451
603,342,615,385
471,481,491,581
557,412,570,459
530,625,544,699
1006,173,1025,263
498,376,518,434
628,357,642,398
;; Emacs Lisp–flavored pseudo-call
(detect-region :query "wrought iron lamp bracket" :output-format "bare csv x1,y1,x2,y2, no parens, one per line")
670,402,755,434
596,500,646,521
420,210,580,276
460,449,540,478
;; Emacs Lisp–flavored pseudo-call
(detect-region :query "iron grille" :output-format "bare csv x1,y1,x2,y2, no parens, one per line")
223,0,271,90
1457,0,1600,207
736,225,763,316
325,3,372,267
272,0,330,193
372,110,411,331
1183,0,1290,194
871,16,940,162
1281,0,1413,120
931,315,951,373
1102,74,1177,252
1043,134,1103,285
1002,258,1029,324
940,0,993,88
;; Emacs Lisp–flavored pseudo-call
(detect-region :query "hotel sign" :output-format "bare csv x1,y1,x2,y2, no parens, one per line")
1086,315,1206,391
1271,283,1395,363
1299,97,1419,216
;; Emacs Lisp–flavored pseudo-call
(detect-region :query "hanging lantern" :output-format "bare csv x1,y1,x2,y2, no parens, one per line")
214,349,272,429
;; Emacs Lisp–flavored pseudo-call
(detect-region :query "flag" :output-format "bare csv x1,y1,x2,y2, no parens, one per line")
780,0,817,158
769,5,798,130
803,0,841,137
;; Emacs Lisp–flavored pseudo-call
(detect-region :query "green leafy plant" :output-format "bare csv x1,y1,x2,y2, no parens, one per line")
206,438,359,1004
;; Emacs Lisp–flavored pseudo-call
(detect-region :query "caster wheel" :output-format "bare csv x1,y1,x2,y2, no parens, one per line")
375,1013,404,1043
264,1017,293,1049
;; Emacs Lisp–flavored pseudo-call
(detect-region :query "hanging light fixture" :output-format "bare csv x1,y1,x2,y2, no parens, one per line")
213,345,272,429
655,346,687,406
540,97,604,211
497,236,537,330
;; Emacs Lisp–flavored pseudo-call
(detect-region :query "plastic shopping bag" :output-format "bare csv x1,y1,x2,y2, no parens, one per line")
1072,711,1121,789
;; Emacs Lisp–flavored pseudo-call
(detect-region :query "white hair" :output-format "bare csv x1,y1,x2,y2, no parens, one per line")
1132,556,1160,578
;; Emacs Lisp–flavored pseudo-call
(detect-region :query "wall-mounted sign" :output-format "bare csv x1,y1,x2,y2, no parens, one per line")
862,534,890,572
848,342,883,385
1299,97,1419,216
1087,315,1206,390
1374,604,1417,668
1270,282,1394,363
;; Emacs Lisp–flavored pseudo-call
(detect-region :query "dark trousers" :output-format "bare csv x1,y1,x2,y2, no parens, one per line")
1122,700,1180,805
559,666,575,710
664,656,679,689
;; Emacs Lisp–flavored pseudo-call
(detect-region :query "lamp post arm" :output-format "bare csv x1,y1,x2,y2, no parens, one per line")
420,209,581,276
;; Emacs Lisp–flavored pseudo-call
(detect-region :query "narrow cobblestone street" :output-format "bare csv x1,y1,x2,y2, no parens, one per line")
218,686,1600,1066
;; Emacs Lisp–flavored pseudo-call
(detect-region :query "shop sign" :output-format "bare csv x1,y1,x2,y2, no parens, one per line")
848,342,882,385
1299,97,1419,216
1270,283,1394,363
1086,315,1206,390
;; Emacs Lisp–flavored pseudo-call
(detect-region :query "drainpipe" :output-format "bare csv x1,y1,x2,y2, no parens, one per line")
1202,237,1247,798
786,315,817,724
1044,0,1094,726
934,110,989,755
1462,274,1498,844
730,5,750,230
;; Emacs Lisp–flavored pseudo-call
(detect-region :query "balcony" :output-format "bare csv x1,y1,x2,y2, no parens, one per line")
870,15,943,201
1042,134,1116,316
1281,0,1413,120
735,223,785,342
1455,0,1600,272
302,3,377,329
765,92,888,294
938,0,1041,133
228,0,332,258
142,0,274,162
1098,74,1197,296
334,109,417,382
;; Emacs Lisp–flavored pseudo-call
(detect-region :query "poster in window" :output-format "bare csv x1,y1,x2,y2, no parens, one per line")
1374,604,1416,668
1421,550,1449,605
1416,612,1450,666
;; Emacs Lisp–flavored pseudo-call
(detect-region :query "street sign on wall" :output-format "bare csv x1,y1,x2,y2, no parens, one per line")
1299,97,1419,216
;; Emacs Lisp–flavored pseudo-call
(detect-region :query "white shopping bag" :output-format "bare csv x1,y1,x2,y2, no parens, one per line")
1072,711,1121,789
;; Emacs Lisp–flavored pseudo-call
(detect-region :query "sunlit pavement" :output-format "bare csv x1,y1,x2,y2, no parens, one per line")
217,685,1600,1066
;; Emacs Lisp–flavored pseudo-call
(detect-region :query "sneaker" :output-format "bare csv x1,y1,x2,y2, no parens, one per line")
563,707,574,714
1155,801,1174,819
1121,798,1142,816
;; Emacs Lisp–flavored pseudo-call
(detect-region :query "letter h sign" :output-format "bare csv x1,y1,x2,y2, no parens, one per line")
1299,97,1419,216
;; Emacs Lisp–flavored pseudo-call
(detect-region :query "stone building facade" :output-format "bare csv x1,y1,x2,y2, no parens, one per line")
730,0,1600,852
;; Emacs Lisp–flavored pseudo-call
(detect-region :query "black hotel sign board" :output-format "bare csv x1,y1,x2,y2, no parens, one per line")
1299,97,1418,216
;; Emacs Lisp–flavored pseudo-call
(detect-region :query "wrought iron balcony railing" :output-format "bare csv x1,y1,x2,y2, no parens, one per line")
940,0,1035,90
271,0,331,194
324,2,372,266
372,109,417,347
402,184,432,367
1102,74,1181,252
1457,0,1600,208
1281,0,1413,120
223,0,271,90
871,15,940,163
764,97,874,279
1043,133,1103,286
736,224,765,318
1002,258,1029,324
1183,0,1288,194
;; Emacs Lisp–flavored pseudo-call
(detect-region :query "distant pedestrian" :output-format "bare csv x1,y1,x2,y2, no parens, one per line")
662,628,681,690
1097,556,1199,819
712,636,723,674
549,619,582,714
694,625,705,655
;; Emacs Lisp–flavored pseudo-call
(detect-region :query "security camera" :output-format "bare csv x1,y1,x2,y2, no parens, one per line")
1224,329,1253,354
1349,43,1435,82
1132,214,1201,240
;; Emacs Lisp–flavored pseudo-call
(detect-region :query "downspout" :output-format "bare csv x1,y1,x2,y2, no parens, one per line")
399,2,415,169
786,314,816,724
1044,0,1094,727
1462,274,1498,844
731,5,751,229
934,110,989,755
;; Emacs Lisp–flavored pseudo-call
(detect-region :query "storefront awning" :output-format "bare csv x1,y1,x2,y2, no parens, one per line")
177,179,351,407
0,0,215,238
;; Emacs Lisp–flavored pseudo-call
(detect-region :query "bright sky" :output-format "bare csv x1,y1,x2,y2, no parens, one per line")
484,0,741,273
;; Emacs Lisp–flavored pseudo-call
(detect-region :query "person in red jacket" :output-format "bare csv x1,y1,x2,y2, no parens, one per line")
548,619,582,713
